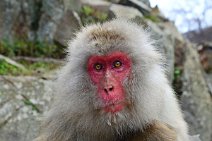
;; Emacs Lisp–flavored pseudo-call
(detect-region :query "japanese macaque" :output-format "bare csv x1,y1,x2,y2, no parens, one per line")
35,19,190,141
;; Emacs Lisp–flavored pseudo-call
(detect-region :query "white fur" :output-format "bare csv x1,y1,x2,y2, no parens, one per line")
38,19,190,141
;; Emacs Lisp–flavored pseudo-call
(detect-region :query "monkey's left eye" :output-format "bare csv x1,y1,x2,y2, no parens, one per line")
113,60,122,68
94,63,103,71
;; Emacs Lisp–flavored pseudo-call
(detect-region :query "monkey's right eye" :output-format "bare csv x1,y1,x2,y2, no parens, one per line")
94,63,103,71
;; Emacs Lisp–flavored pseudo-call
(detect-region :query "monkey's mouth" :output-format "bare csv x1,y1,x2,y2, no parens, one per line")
103,101,126,113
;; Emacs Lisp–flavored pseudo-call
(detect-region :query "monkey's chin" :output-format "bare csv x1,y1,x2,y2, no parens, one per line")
103,103,125,114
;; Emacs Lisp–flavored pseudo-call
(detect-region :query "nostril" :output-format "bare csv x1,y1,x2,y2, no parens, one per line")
109,86,114,91
104,86,114,94
104,88,108,93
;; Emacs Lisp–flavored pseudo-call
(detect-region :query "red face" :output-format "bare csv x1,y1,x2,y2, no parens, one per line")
87,51,132,114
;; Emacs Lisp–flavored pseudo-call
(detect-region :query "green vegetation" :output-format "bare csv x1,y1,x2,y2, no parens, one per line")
0,60,22,75
174,67,182,81
144,14,161,23
80,5,109,25
0,39,65,59
23,97,40,113
19,60,58,72
0,59,58,76
173,67,183,98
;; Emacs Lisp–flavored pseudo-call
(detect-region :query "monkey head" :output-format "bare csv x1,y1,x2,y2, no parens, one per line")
38,19,190,141
52,19,166,136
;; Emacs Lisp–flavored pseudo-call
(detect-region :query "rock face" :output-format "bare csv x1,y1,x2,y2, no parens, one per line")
0,76,54,141
54,10,81,46
198,43,212,73
109,4,143,19
0,0,81,45
0,0,41,41
181,42,212,141
36,0,64,43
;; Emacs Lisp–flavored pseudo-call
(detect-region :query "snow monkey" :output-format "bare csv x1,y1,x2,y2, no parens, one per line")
35,19,189,141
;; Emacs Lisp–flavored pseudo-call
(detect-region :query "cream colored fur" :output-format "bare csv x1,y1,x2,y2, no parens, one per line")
35,19,189,141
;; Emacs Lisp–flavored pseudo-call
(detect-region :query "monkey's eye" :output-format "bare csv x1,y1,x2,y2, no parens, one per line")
94,63,103,71
113,60,122,68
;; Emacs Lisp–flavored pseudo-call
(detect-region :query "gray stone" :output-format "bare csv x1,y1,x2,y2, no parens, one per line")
54,10,81,46
0,0,42,41
138,0,151,7
108,0,121,3
81,0,112,12
107,0,151,7
158,22,184,42
109,4,143,19
205,73,212,96
205,73,212,97
37,0,64,43
130,0,151,8
64,0,82,12
120,0,151,15
37,0,82,45
0,76,54,141
197,42,212,73
181,42,212,141
0,0,82,43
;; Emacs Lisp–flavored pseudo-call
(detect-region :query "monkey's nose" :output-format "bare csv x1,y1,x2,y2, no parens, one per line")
104,85,114,94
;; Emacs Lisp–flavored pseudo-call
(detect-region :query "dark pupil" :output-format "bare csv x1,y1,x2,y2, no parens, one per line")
114,60,122,67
